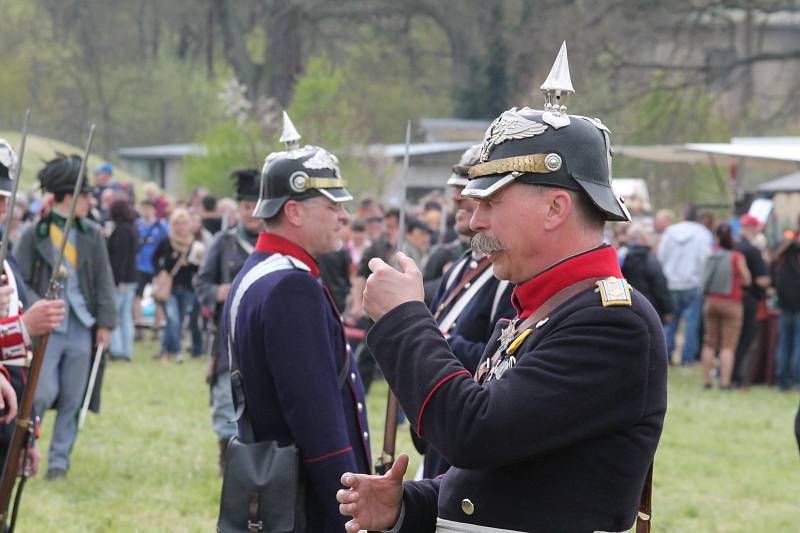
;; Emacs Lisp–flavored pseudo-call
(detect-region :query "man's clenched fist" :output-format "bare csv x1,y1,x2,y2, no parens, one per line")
363,252,424,322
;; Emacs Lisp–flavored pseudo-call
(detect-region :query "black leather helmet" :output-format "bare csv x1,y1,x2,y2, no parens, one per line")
253,112,353,219
463,43,630,222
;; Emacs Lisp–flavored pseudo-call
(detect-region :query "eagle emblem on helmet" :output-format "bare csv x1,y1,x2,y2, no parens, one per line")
0,139,17,171
303,148,341,176
479,107,548,162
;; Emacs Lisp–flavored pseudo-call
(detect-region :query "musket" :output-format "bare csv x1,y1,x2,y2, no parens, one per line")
0,124,96,531
0,110,31,269
375,120,411,475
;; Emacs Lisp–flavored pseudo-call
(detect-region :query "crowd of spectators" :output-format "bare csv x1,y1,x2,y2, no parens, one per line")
10,167,799,393
615,206,800,391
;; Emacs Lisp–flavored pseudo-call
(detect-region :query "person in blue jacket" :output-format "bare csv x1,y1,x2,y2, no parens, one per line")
222,113,370,532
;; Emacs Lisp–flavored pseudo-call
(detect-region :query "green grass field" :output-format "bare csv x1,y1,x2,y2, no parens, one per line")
13,340,799,532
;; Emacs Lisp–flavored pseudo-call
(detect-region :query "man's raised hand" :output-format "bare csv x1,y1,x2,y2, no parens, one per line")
363,253,424,322
337,453,409,532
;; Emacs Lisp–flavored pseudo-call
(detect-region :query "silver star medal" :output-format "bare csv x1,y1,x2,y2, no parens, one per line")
497,318,519,353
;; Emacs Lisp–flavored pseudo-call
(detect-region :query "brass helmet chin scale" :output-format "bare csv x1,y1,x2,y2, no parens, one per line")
463,42,630,222
253,111,353,220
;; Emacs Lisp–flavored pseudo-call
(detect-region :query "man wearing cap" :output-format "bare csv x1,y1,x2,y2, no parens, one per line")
414,144,515,479
15,154,117,480
194,168,263,475
0,140,67,476
221,114,370,531
732,214,770,386
338,43,667,533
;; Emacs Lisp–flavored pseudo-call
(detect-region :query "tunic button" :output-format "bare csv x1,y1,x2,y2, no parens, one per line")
363,431,368,440
357,402,364,413
464,282,471,289
350,372,356,381
461,498,475,515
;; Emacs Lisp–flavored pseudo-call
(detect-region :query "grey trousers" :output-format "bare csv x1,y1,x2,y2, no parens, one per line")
34,318,92,472
211,369,236,441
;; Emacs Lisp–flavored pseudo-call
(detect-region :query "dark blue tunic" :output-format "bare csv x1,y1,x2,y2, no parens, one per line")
420,252,515,478
223,234,371,532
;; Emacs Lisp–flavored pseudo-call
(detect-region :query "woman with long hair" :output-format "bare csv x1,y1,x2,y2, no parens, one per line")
151,208,205,361
701,222,751,389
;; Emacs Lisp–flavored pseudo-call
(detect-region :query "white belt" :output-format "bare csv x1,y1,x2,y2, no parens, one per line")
434,518,625,533
435,518,526,533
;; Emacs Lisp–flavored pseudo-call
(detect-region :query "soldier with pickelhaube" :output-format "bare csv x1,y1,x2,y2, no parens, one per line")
338,43,667,533
15,153,117,481
193,168,263,475
219,113,370,532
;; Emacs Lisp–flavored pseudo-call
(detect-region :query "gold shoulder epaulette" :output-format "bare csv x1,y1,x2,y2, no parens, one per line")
595,277,633,307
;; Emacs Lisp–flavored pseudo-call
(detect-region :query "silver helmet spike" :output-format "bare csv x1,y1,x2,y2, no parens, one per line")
279,111,301,149
540,41,574,129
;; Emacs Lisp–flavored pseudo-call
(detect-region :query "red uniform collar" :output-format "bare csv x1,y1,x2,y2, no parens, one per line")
255,232,320,278
512,245,621,319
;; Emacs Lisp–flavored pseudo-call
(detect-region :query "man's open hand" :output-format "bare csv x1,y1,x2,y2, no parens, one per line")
337,453,409,532
363,253,424,322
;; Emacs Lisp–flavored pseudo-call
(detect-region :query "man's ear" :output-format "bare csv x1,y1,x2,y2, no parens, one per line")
543,189,572,231
282,200,304,228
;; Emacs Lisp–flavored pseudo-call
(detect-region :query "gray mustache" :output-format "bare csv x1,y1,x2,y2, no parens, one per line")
471,233,504,255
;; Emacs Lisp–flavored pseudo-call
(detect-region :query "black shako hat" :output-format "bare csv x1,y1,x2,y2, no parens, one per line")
0,138,18,197
463,42,630,222
253,112,352,220
231,168,260,201
38,153,90,195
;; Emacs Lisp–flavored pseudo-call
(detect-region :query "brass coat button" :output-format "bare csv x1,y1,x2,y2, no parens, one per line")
461,498,475,515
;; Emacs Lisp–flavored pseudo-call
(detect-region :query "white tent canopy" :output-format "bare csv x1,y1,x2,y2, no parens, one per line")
614,136,800,172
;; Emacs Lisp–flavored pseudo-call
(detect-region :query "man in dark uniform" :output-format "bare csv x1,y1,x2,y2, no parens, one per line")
338,43,667,533
193,169,262,474
222,113,371,532
15,154,117,480
415,144,515,479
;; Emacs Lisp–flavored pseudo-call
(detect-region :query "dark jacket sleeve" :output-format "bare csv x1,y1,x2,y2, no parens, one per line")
399,478,440,533
645,253,672,318
193,233,226,310
367,301,653,470
91,225,118,330
262,273,360,529
14,223,43,303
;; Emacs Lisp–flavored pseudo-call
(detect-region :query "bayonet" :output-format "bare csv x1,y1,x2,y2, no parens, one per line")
375,120,411,475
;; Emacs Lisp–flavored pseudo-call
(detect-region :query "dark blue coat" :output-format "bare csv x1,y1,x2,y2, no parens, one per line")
368,286,667,532
419,253,514,478
223,247,371,533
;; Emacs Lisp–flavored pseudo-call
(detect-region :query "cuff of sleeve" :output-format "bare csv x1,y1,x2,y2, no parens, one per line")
19,317,31,347
368,301,431,344
382,500,405,533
